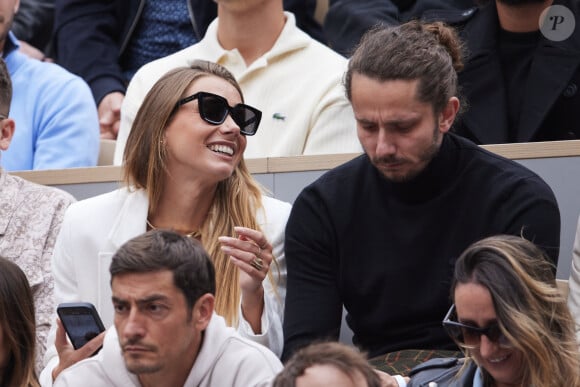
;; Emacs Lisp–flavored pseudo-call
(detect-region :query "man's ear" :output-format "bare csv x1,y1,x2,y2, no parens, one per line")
192,293,214,331
438,96,460,134
0,118,15,151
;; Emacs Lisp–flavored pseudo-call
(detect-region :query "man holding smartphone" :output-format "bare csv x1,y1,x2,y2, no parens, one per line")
52,230,282,387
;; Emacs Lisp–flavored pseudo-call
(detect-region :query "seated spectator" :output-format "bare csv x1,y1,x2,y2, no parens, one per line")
0,0,98,171
0,57,75,370
114,0,360,163
282,21,560,363
324,0,475,56
408,235,580,386
273,342,384,387
0,256,39,387
53,229,283,387
54,0,324,140
451,0,580,143
568,214,580,345
40,61,291,385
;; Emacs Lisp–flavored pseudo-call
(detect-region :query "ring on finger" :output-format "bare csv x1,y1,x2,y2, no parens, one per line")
250,257,264,271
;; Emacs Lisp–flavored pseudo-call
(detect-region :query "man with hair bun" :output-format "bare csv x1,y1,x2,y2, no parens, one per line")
282,20,560,380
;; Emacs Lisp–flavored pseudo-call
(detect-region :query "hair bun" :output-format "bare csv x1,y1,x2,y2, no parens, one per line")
423,22,464,72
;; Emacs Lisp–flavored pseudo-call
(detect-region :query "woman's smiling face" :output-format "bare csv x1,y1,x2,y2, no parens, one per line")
163,75,247,183
454,282,525,387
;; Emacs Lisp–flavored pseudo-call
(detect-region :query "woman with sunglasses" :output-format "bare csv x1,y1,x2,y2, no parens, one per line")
428,235,580,386
40,60,291,385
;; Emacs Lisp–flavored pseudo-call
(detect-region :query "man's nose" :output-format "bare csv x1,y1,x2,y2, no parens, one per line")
375,129,397,156
122,309,146,340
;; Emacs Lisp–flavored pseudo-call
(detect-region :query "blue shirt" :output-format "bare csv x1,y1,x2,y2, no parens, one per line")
3,32,99,170
473,367,483,387
123,0,198,81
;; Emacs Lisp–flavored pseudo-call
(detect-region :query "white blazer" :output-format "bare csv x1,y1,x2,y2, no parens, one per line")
568,214,580,346
40,187,291,386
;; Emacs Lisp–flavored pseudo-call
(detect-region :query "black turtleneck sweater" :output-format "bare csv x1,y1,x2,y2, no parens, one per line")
282,134,560,361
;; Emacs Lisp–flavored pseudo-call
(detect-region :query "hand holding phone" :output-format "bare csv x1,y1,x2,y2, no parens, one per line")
50,312,106,382
57,302,105,351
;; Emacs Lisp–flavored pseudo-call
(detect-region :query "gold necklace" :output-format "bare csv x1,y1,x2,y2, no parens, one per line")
146,219,201,239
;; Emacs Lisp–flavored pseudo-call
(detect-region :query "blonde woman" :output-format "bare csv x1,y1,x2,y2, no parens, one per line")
432,235,580,386
40,61,291,385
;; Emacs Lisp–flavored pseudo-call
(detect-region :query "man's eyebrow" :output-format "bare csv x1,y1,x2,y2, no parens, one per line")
355,117,376,124
112,294,169,304
137,294,170,304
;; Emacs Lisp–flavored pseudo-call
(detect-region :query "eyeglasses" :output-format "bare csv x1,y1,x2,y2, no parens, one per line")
175,91,262,136
442,304,512,349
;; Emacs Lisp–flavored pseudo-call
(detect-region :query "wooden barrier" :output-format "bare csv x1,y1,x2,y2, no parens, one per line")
11,140,580,280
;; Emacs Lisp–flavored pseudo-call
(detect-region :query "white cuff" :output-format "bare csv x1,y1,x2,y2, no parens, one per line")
393,374,407,387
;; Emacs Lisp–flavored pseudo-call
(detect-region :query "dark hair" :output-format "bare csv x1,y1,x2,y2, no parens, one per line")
0,58,12,116
452,235,580,386
345,20,464,115
110,229,216,311
0,257,39,387
273,342,381,387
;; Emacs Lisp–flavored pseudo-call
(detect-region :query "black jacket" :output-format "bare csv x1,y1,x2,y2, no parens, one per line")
408,358,478,386
452,0,580,143
12,0,55,54
53,0,324,105
323,0,475,56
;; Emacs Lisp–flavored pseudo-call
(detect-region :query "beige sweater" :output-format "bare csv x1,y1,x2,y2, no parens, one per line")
115,12,361,164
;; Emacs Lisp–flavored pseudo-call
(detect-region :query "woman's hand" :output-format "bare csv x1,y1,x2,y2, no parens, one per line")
219,226,272,291
218,226,273,333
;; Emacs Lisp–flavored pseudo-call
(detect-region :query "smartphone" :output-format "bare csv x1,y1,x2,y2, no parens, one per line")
57,302,105,352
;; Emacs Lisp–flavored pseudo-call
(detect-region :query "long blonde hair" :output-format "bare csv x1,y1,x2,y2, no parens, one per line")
452,235,580,386
123,61,276,325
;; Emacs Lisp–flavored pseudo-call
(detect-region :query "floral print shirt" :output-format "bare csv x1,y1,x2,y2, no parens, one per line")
0,169,75,372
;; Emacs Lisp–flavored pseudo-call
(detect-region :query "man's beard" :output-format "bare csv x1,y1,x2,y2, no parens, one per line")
122,339,161,374
373,125,441,183
127,362,163,375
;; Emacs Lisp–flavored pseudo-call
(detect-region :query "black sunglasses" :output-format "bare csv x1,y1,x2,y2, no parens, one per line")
175,91,262,136
442,304,512,348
